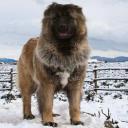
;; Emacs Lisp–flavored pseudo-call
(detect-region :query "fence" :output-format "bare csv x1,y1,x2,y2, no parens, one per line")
0,68,15,91
86,66,128,92
0,67,128,92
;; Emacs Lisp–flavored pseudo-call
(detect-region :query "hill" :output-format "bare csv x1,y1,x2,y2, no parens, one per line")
0,58,17,63
91,56,128,62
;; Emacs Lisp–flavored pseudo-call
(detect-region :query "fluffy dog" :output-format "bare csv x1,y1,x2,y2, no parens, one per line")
17,3,90,127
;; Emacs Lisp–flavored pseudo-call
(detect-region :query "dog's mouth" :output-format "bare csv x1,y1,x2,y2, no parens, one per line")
57,24,73,39
58,32,73,39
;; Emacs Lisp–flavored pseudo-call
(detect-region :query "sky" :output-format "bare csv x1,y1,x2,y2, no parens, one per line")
0,0,128,59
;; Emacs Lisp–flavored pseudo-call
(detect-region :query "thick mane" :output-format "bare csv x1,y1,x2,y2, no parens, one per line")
38,3,89,72
36,40,90,73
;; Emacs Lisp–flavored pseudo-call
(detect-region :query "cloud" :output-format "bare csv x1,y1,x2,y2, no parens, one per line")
91,49,128,58
0,0,41,44
36,0,128,46
0,44,21,59
85,0,128,44
0,0,128,59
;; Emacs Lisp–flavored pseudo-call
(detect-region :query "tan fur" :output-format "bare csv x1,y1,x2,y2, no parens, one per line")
17,3,90,126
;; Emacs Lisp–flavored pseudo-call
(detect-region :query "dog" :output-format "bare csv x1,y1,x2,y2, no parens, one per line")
17,3,90,127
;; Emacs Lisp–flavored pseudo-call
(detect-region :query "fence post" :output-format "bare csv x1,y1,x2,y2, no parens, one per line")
93,65,98,93
10,68,13,91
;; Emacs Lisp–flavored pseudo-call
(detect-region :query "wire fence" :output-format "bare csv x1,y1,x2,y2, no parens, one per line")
0,67,128,92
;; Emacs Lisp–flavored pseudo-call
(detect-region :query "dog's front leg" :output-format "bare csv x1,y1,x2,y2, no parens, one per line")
37,84,57,127
67,84,84,125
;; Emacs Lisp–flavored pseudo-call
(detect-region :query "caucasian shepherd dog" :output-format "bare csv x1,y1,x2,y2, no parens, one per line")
18,3,90,127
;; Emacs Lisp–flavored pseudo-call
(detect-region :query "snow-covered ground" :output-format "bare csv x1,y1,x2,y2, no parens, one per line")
0,62,128,128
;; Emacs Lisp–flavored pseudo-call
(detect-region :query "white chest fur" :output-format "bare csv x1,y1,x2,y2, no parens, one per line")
56,71,70,88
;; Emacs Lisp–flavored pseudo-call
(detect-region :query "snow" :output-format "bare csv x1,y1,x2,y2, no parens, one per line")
0,62,128,128
88,59,98,63
0,95,127,128
0,98,105,128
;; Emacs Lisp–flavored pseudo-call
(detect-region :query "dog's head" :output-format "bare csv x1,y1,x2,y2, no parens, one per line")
42,3,86,42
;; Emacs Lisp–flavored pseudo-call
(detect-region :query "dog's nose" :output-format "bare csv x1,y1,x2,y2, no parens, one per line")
59,24,68,32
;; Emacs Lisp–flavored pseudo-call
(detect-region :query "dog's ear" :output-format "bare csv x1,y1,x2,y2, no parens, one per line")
51,2,58,7
73,5,82,12
66,4,82,13
44,2,59,17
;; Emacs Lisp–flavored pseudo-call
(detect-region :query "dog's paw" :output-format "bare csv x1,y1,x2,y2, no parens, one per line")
43,122,58,127
71,120,84,125
52,113,60,117
24,114,35,120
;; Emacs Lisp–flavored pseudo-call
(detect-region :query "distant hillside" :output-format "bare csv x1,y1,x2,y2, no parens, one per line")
0,56,128,63
0,58,16,63
91,56,128,62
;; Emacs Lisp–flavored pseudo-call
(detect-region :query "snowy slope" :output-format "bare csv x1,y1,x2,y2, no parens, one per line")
0,62,128,128
0,94,127,128
0,98,105,128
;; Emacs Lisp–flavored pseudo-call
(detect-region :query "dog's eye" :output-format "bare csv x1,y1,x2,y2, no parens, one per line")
53,17,58,21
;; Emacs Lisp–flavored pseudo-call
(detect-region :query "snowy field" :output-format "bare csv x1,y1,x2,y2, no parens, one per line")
0,62,128,128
